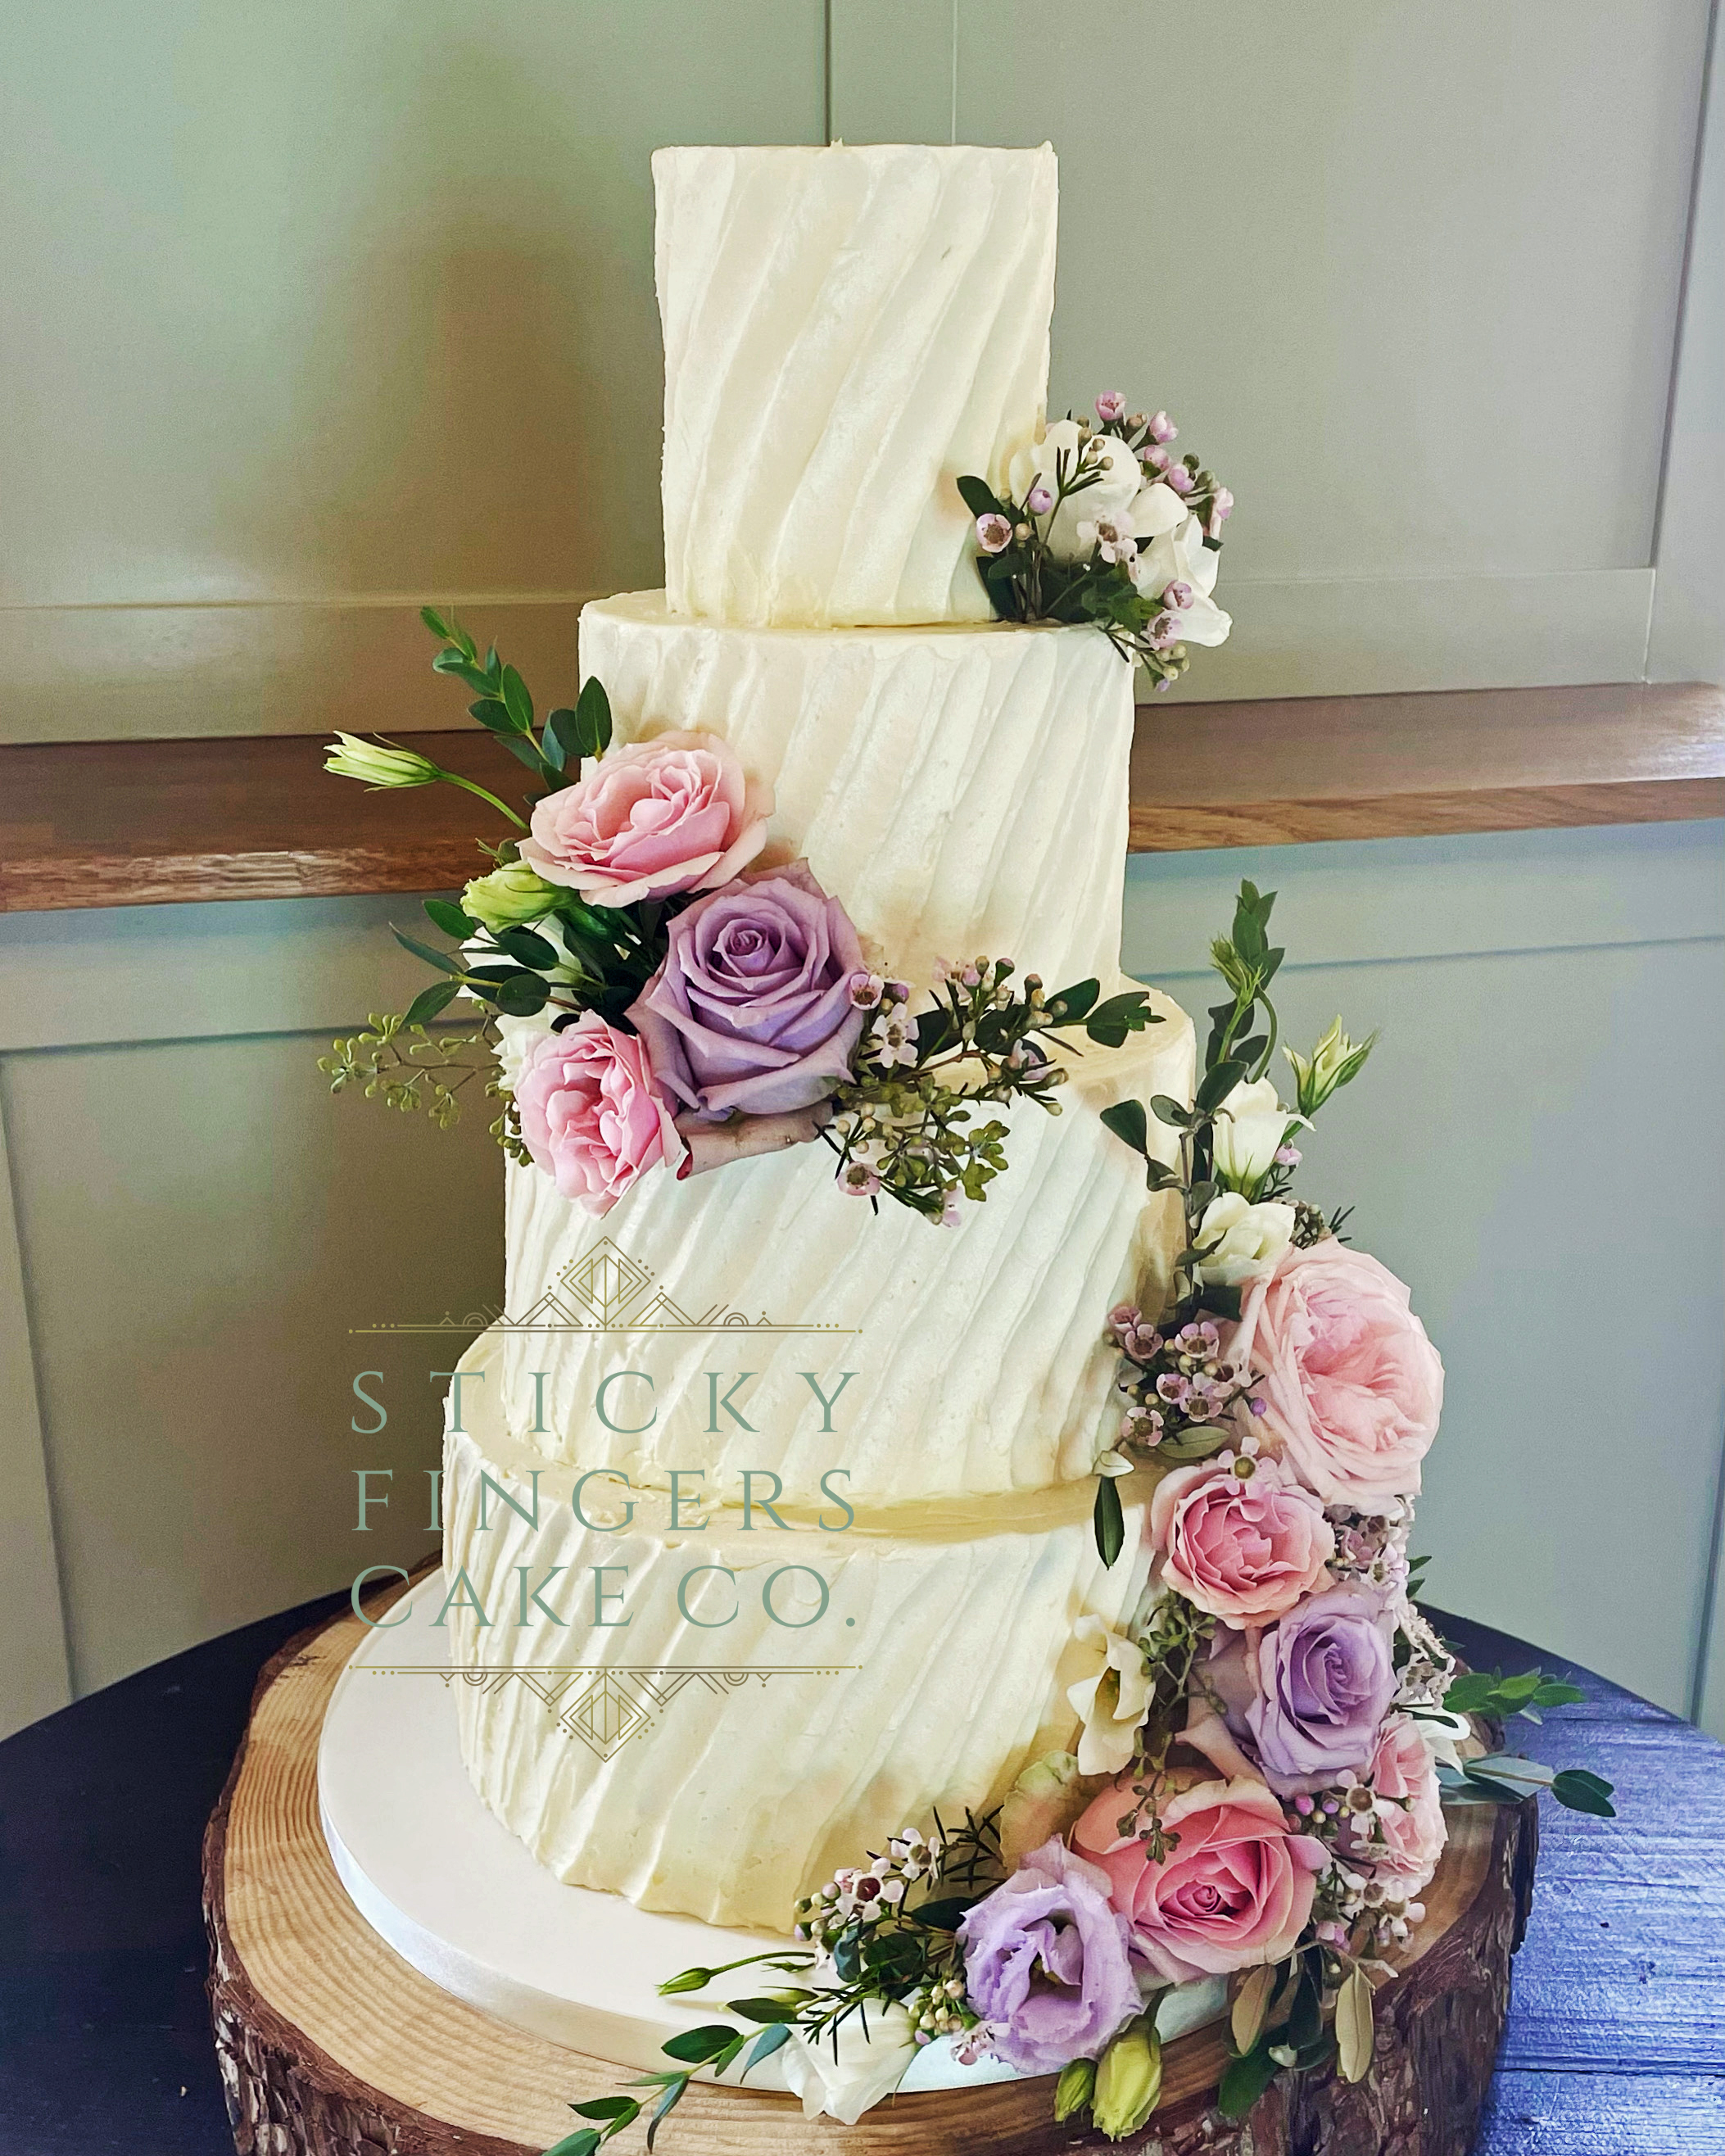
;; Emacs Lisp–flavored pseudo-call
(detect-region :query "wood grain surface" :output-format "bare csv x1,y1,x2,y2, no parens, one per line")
1,1592,1712,2156
3,682,1721,911
201,1583,1528,2156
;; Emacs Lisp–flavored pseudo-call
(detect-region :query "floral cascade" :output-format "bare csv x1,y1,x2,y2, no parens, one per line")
535,884,1614,2154
320,607,1161,1225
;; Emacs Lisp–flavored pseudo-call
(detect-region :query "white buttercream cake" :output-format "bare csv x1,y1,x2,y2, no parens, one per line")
441,142,1198,1930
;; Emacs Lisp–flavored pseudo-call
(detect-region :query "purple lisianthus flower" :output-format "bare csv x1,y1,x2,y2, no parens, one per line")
1241,1587,1397,1791
626,861,867,1118
958,1837,1139,2075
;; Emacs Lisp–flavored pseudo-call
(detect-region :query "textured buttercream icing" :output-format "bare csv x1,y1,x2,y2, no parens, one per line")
579,596,1134,991
441,1359,1156,1930
491,1008,1191,1509
654,144,1057,627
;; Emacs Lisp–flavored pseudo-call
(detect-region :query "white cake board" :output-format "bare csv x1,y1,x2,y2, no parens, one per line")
318,1569,1225,2094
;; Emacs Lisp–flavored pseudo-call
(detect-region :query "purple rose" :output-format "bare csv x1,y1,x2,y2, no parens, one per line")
1240,1587,1397,1792
627,861,867,1119
958,1838,1140,2075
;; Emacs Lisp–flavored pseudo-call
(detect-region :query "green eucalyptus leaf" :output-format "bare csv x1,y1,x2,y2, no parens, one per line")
403,979,461,1027
1046,977,1100,1022
391,926,463,976
420,604,455,643
1093,1474,1125,1568
727,1998,803,2025
660,2023,740,2065
469,697,516,736
545,706,582,771
1151,1094,1192,1129
574,676,613,759
494,925,560,969
541,2131,602,2156
956,472,1011,521
1100,1099,1150,1157
1551,1770,1617,1817
1195,1058,1249,1115
570,2097,641,2124
908,1896,970,1932
489,972,550,1017
1216,2041,1280,2120
500,663,534,732
423,898,478,940
740,2023,793,2078
1086,991,1156,1047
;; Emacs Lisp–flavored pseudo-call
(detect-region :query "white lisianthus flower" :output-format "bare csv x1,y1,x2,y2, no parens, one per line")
1134,512,1232,646
1212,1076,1302,1191
781,2000,918,2124
1066,1614,1154,1776
1191,1192,1297,1287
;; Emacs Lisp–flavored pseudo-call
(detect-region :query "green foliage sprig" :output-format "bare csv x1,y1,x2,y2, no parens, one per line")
825,963,1160,1223
546,1814,1006,2156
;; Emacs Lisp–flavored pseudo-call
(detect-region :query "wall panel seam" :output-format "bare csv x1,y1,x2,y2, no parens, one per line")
0,1062,76,1703
1650,0,1723,568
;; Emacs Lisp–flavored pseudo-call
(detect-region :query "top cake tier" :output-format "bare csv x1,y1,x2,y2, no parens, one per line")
654,143,1057,628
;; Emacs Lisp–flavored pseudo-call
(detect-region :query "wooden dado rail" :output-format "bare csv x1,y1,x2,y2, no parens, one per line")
2,682,1723,912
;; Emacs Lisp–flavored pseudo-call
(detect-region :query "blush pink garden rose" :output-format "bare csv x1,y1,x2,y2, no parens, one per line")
518,731,772,908
1352,1714,1447,1896
512,1016,683,1216
1070,1775,1327,1985
1229,1241,1444,1507
1149,1457,1335,1627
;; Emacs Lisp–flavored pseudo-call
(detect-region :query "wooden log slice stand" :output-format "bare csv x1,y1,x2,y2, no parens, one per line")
204,1586,1538,2156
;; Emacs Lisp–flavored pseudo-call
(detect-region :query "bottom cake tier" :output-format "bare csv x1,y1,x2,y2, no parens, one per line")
440,1338,1152,1930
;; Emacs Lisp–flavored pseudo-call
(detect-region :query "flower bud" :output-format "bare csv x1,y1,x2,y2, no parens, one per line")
1284,1017,1377,1118
1053,2057,1097,2123
462,859,559,932
324,733,444,788
1092,2014,1162,2140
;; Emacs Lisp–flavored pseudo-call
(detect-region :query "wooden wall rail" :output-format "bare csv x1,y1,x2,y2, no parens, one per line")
2,682,1723,912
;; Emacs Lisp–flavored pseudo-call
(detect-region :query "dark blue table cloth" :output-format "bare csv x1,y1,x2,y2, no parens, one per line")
0,1597,1720,2154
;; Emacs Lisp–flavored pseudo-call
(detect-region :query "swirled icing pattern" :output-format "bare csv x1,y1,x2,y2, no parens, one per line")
655,143,1057,627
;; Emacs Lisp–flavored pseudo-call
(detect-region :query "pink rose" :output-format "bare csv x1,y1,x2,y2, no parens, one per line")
1070,1775,1326,1986
513,1016,683,1216
1150,1457,1335,1627
1353,1714,1447,1895
519,731,771,908
1229,1241,1443,1507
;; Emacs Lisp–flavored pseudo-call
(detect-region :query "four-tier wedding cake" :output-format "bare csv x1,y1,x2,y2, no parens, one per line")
441,142,1196,1931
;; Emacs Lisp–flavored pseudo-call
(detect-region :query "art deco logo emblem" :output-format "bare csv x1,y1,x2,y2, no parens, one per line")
352,1234,853,1338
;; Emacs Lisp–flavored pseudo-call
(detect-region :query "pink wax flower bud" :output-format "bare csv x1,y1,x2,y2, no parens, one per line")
1095,391,1127,424
1025,484,1053,514
975,511,1013,554
1164,579,1195,612
1148,411,1177,442
848,969,885,1008
1275,1144,1302,1166
1208,487,1235,537
1166,465,1195,494
1142,444,1171,471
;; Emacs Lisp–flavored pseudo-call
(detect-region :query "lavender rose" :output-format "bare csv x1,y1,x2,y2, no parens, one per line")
958,1837,1139,2075
626,862,867,1119
1243,1587,1397,1792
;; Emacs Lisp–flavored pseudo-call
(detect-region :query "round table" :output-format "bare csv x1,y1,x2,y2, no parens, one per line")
0,1597,1719,2154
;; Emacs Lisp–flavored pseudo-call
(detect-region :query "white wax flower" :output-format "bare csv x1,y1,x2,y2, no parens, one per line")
1134,511,1233,645
1192,1193,1296,1287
